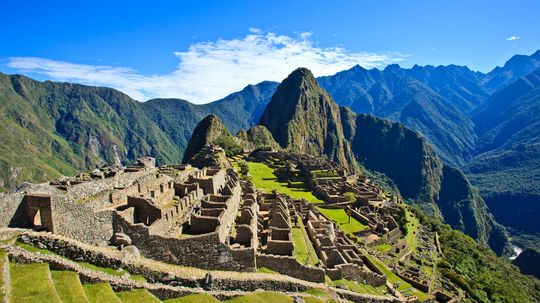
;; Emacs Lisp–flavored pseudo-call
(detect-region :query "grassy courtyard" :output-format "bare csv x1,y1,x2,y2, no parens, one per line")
247,161,323,203
316,207,369,236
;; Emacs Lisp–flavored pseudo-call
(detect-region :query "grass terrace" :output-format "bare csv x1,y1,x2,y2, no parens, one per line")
247,161,323,203
331,279,387,296
405,209,419,251
362,250,430,301
9,263,62,303
83,283,122,303
51,270,89,303
0,249,5,302
316,207,369,237
291,220,319,266
116,289,161,303
164,293,221,303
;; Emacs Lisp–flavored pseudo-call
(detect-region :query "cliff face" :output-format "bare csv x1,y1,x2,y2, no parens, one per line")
259,68,356,171
259,68,511,255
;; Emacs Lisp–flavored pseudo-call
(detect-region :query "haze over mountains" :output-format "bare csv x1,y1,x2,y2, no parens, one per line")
1,50,539,252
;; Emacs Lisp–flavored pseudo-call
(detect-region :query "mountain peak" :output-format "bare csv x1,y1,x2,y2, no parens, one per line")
182,113,235,164
258,68,355,170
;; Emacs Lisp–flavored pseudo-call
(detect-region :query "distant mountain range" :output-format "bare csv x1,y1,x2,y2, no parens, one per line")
1,50,539,251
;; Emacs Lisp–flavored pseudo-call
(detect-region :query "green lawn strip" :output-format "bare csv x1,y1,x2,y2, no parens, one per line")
247,162,324,203
291,221,319,266
405,210,419,251
116,289,160,303
331,279,386,296
362,251,430,301
83,283,122,303
225,291,294,303
51,270,89,303
316,207,369,236
9,263,62,303
256,267,278,274
0,249,6,302
164,293,220,303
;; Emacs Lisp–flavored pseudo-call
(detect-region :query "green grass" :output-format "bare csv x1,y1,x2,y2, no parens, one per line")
0,249,6,303
247,162,323,203
373,243,393,253
83,283,122,303
256,267,278,274
405,210,420,251
15,241,57,255
362,251,430,301
51,270,89,303
291,221,319,266
225,291,293,303
116,289,160,303
9,263,62,303
316,207,369,236
331,279,386,296
303,297,326,303
164,293,220,303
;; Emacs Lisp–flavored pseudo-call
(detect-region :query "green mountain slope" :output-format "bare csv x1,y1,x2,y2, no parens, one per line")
0,73,180,189
466,68,540,234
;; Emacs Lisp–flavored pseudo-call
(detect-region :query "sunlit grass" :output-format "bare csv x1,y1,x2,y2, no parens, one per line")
247,162,323,203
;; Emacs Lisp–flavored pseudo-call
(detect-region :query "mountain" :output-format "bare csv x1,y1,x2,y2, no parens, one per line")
483,50,540,91
317,64,482,166
0,72,277,190
259,68,511,255
259,68,356,171
465,68,540,234
0,73,181,190
512,248,540,279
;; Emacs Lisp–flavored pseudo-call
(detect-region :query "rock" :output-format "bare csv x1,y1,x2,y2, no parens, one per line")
112,233,132,246
204,272,214,290
293,296,305,303
123,245,140,258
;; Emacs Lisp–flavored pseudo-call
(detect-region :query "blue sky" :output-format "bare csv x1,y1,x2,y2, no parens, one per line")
1,0,539,102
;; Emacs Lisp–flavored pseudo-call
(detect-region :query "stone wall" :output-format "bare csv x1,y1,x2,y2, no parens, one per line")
336,263,386,287
255,253,325,283
0,192,25,227
114,211,255,271
52,195,114,246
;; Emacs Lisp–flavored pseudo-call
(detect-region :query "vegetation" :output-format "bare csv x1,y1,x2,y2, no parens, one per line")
0,249,5,303
51,270,89,303
247,161,323,203
316,207,369,236
9,263,62,303
116,289,160,303
331,279,386,296
83,283,122,303
414,207,540,303
361,251,430,301
291,221,319,266
164,293,220,303
226,291,293,303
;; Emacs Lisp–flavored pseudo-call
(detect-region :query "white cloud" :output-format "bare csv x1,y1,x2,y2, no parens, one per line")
6,30,406,103
506,35,520,41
